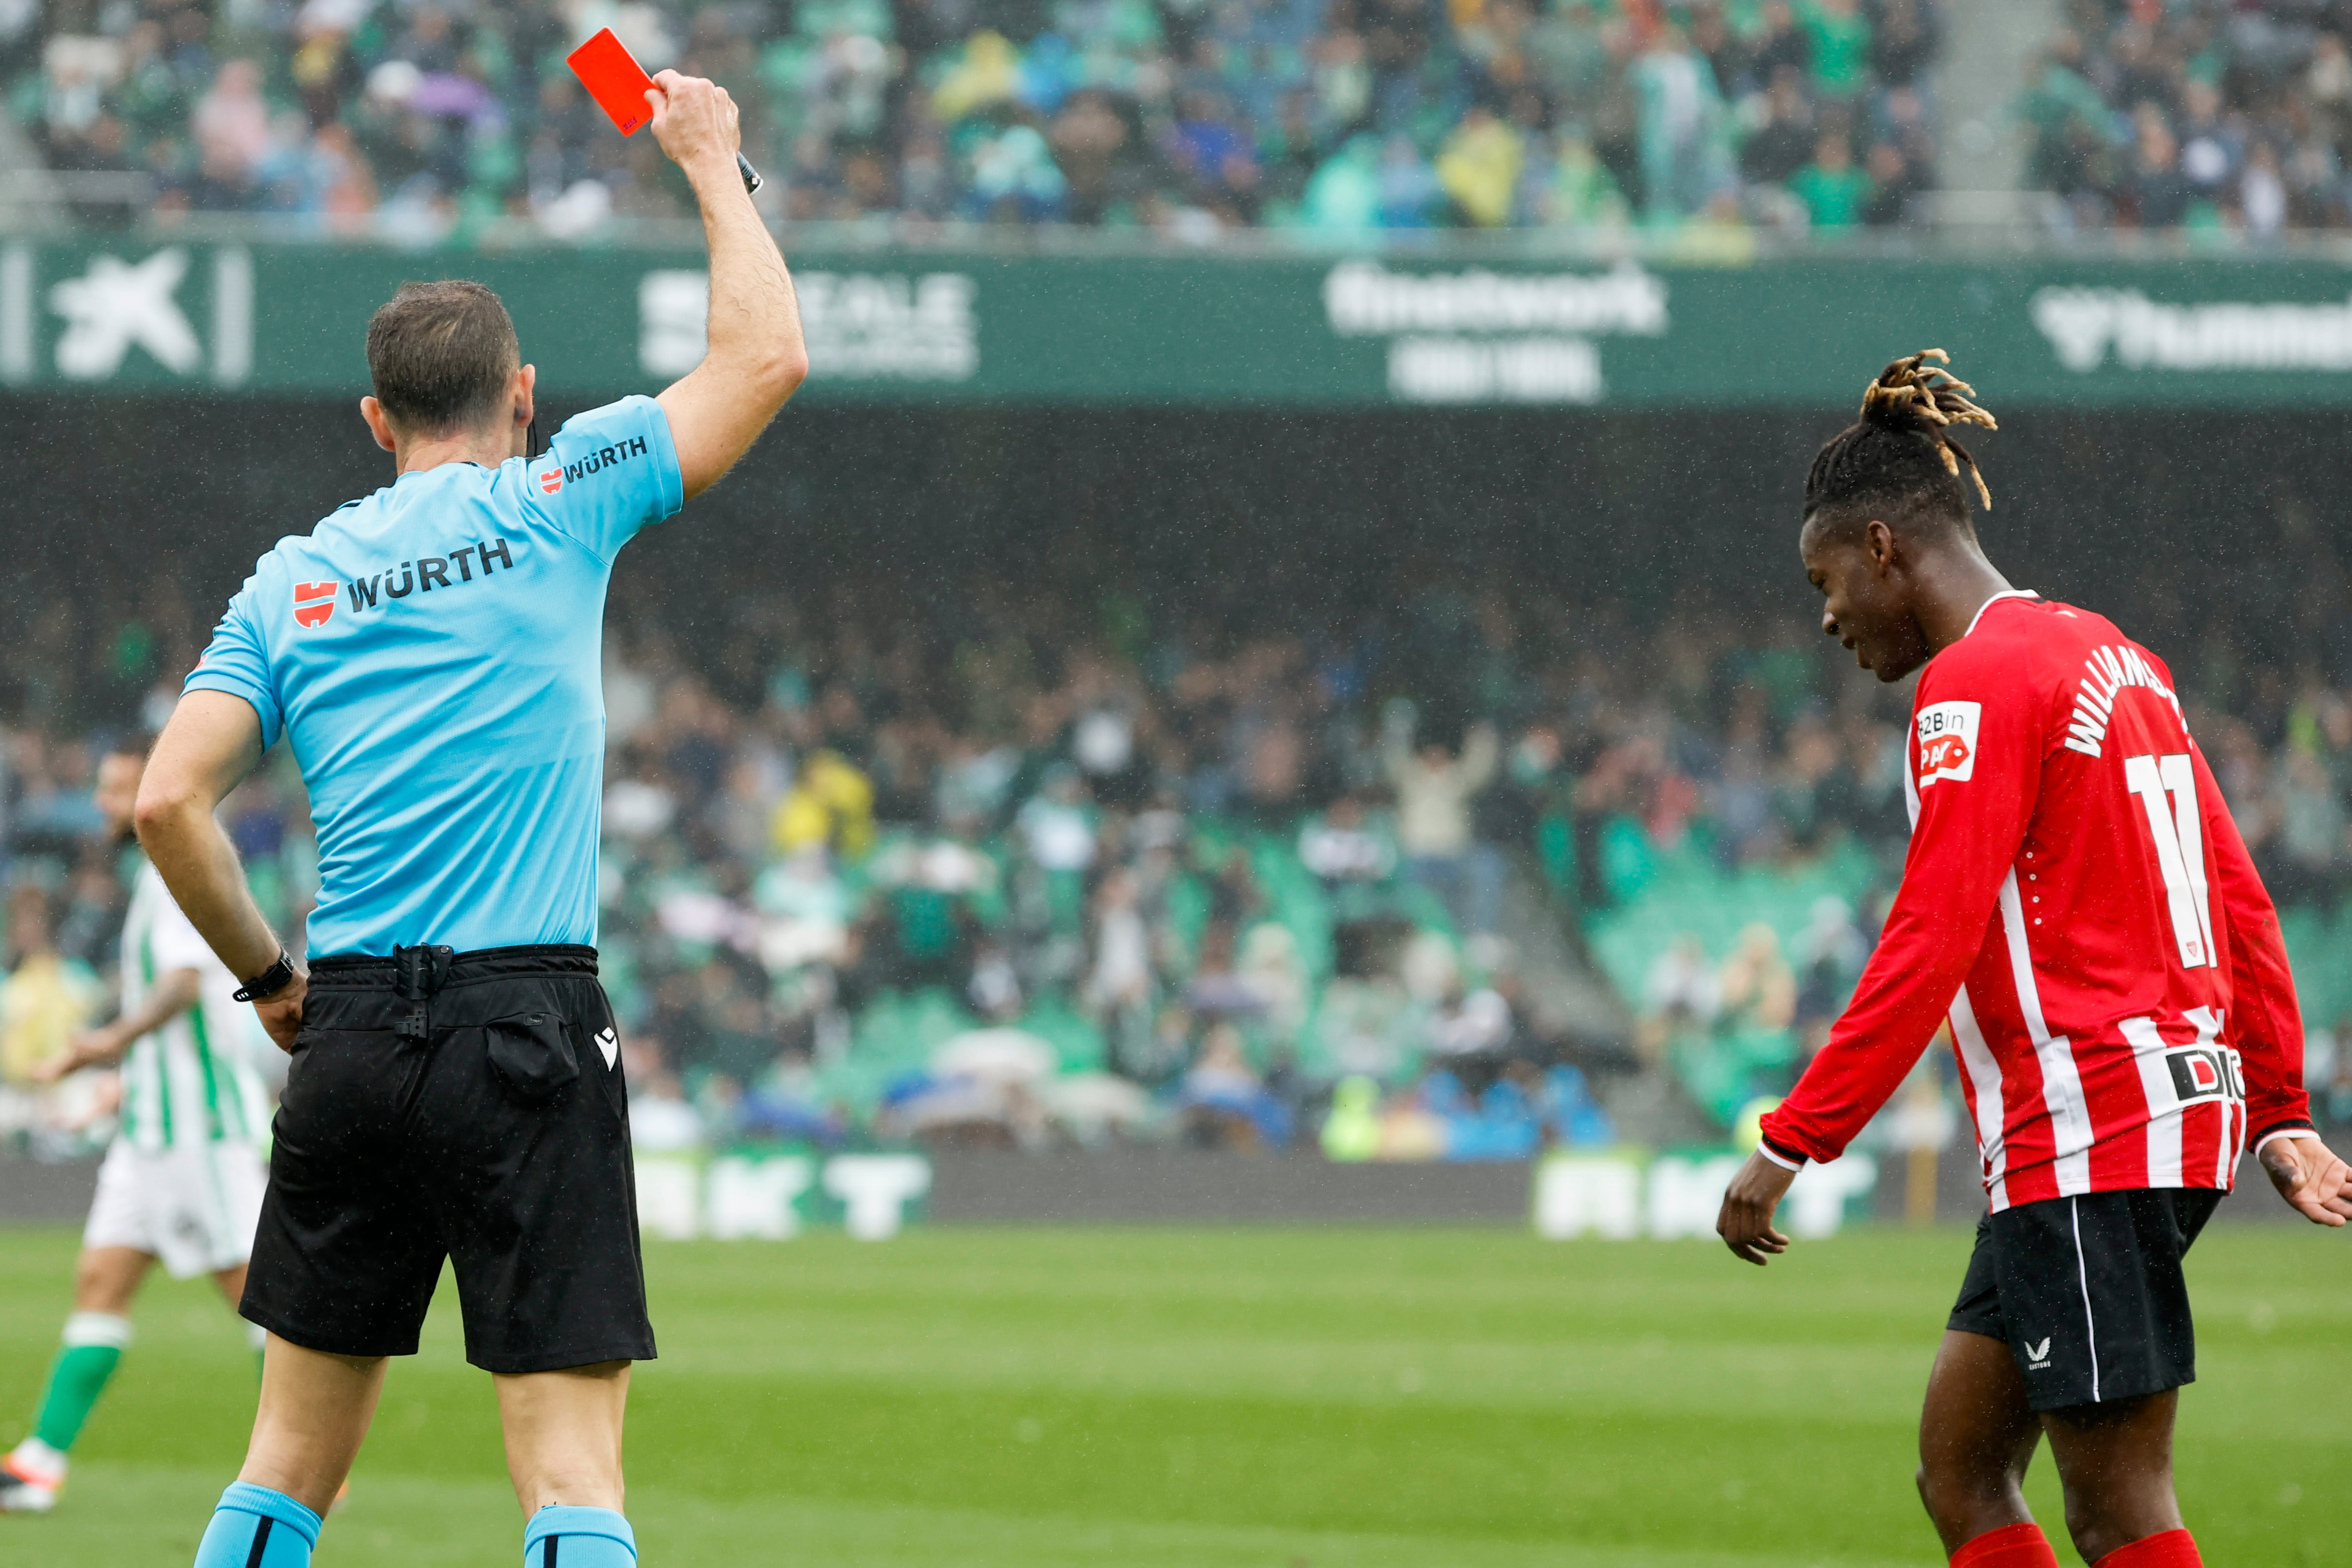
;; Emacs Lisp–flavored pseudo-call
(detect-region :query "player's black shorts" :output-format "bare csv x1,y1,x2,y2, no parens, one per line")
242,944,655,1374
1948,1185,2221,1412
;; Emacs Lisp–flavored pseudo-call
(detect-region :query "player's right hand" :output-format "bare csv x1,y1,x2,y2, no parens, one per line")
646,70,741,183
1716,1149,1796,1266
2259,1133,2352,1227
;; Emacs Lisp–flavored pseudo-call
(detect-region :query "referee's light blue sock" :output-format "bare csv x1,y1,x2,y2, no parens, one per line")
192,1482,321,1568
524,1505,637,1568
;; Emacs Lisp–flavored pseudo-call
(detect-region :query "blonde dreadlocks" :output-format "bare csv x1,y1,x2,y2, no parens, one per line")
1804,348,2001,531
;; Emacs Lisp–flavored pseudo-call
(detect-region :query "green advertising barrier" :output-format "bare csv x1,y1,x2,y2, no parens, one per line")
7,237,2352,407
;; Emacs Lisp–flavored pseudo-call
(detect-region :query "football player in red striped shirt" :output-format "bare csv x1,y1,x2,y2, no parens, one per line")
1715,351,2352,1568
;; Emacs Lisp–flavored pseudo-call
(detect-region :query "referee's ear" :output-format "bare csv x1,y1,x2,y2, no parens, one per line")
360,394,398,454
509,364,537,458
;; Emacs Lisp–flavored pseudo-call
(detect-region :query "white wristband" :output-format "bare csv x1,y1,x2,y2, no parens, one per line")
1756,1143,1805,1173
2253,1127,2321,1156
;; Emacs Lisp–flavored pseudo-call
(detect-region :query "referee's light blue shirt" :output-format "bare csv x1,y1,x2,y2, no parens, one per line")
184,396,684,958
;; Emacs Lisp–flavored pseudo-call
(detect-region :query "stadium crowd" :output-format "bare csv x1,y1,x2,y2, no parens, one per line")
10,0,1944,234
2023,0,2352,233
6,565,2352,1161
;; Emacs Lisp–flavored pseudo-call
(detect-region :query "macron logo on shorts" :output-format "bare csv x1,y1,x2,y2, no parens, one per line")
292,581,338,630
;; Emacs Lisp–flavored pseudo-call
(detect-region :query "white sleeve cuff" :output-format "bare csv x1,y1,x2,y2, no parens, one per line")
1756,1143,1805,1173
2254,1127,2321,1155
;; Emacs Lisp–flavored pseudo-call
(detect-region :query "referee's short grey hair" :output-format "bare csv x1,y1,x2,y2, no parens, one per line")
366,280,521,437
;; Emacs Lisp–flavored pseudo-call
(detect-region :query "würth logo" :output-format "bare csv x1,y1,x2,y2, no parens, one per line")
538,467,564,495
341,538,515,616
292,581,338,629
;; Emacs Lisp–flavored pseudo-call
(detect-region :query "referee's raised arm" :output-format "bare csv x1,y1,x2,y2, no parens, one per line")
643,69,808,500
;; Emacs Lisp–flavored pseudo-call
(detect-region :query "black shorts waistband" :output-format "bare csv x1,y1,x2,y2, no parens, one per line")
308,944,599,992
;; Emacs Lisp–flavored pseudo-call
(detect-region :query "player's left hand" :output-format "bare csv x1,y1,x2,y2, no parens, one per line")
2259,1133,2352,1227
252,970,308,1055
1716,1149,1797,1265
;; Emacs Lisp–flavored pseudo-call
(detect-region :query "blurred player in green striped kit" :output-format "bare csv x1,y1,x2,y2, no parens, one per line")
1,736,271,1514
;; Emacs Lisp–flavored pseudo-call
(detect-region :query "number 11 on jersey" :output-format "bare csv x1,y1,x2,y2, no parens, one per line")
2124,752,2215,970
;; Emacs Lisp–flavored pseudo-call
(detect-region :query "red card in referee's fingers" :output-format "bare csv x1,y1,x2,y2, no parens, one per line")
568,28,657,135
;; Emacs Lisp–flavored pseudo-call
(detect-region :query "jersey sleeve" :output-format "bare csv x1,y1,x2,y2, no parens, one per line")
1760,640,2045,1166
181,583,283,750
524,394,686,561
2189,741,2313,1142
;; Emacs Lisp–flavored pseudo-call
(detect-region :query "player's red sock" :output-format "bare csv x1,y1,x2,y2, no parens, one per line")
2092,1529,2201,1568
1950,1521,2061,1568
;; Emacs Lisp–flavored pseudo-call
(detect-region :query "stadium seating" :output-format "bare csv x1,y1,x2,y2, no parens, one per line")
5,0,1944,234
2022,1,2352,234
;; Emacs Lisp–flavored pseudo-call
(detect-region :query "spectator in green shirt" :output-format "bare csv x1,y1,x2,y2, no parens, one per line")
1799,0,1872,98
1789,131,1870,226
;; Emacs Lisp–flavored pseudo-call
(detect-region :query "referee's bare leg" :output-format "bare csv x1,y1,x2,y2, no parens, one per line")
137,63,805,1568
238,1346,629,1515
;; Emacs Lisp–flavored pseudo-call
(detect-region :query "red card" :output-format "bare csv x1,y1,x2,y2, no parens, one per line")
567,28,655,136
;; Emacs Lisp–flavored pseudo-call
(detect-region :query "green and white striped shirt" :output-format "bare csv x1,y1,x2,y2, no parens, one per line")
116,859,269,1152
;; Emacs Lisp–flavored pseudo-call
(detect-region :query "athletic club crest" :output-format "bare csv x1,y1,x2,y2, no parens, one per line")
293,580,338,629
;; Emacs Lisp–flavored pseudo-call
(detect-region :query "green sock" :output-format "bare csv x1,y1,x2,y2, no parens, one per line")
31,1313,132,1453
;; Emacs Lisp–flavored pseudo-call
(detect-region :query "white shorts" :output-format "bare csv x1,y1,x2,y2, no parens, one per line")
83,1139,267,1279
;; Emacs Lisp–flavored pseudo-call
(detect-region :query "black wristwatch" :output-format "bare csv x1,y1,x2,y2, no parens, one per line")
234,949,299,1003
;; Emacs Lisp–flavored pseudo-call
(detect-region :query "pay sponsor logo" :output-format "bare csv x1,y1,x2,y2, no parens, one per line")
1915,700,1982,786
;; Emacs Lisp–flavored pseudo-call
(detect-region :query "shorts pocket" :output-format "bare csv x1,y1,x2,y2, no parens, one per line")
484,1012,580,1104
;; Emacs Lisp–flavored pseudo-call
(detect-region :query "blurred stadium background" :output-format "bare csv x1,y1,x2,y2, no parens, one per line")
6,0,2352,1562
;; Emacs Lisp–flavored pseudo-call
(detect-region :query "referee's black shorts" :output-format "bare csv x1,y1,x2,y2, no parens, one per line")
1947,1185,2221,1412
242,944,655,1374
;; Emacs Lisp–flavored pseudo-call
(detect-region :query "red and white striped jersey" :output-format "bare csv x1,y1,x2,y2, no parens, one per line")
1760,591,2314,1211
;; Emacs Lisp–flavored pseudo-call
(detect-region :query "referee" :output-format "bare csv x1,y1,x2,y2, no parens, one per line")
135,70,803,1568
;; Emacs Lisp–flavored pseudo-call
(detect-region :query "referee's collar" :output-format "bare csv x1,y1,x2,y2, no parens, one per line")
394,458,496,483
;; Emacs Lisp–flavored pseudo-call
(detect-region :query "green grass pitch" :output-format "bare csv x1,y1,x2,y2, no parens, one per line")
1,1222,2346,1566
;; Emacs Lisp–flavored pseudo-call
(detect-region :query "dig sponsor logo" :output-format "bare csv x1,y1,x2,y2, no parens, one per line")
2163,1045,2244,1104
